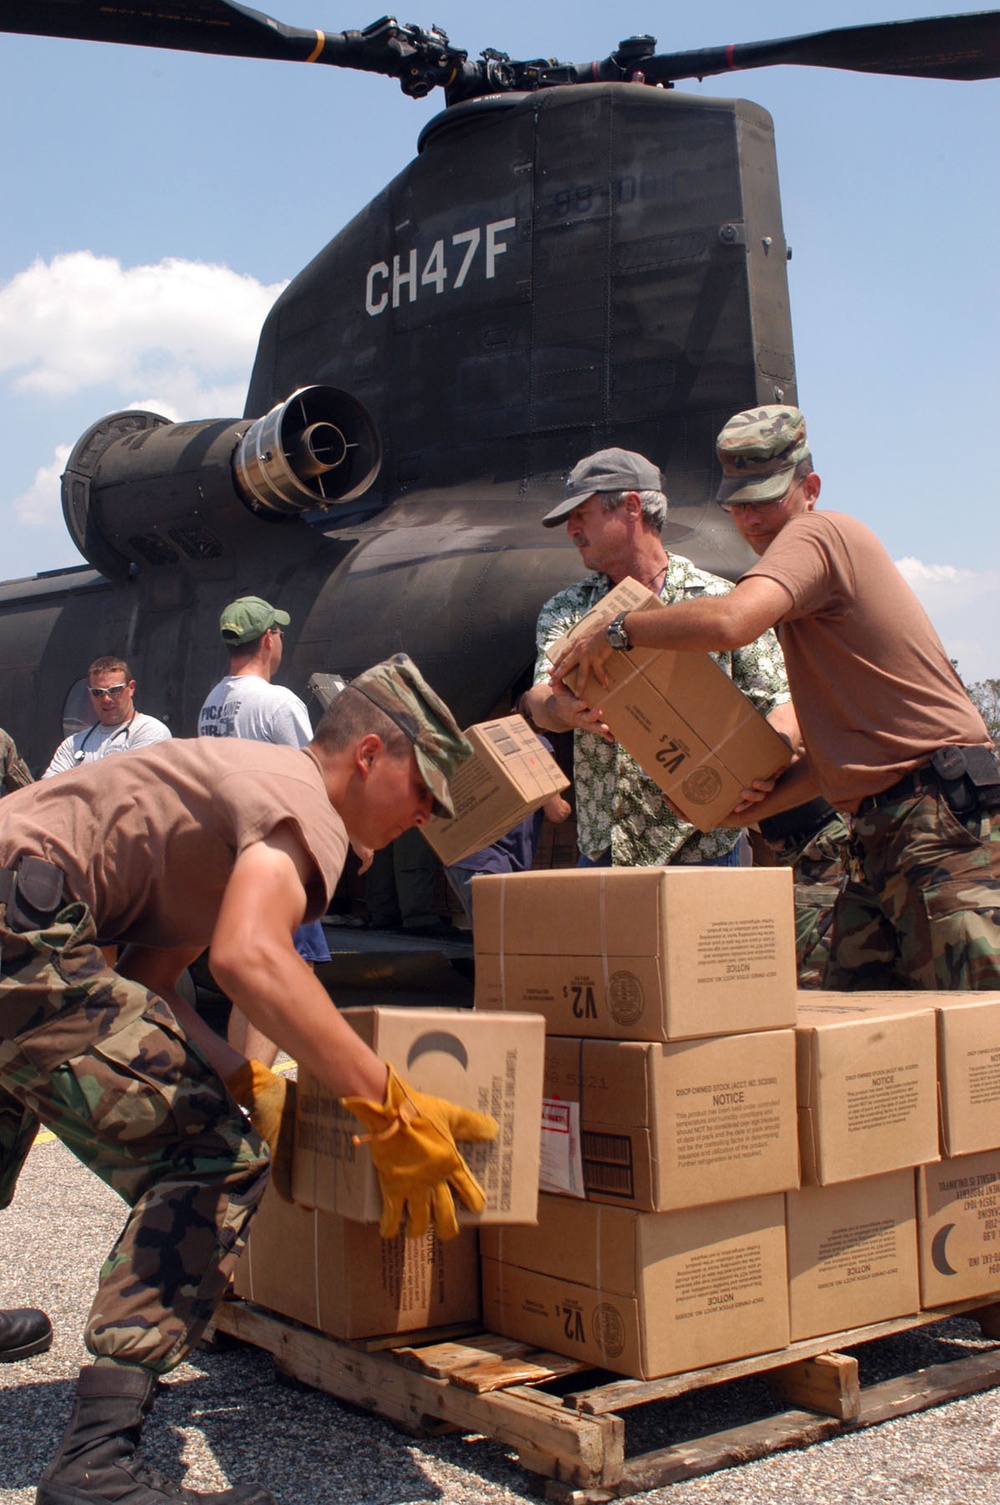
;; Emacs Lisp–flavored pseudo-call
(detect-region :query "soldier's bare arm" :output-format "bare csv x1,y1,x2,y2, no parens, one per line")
208,827,388,1101
549,575,792,691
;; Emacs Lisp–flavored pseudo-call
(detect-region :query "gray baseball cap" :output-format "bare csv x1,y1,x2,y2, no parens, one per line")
541,448,664,528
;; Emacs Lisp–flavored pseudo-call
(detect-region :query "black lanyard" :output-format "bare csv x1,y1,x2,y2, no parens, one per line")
75,713,137,761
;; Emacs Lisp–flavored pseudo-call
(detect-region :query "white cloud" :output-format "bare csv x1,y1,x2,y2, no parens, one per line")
895,555,1000,684
0,252,286,402
894,558,978,589
12,445,71,529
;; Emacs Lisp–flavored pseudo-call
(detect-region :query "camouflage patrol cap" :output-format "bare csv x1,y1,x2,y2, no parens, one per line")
349,653,472,819
716,406,810,504
219,595,290,646
541,448,664,527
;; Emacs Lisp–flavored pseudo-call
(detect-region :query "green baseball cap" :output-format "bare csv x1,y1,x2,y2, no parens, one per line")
350,653,473,819
219,596,291,646
716,405,810,504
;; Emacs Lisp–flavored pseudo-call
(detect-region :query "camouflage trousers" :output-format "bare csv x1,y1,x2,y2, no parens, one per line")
823,785,1000,991
771,814,850,990
0,899,269,1373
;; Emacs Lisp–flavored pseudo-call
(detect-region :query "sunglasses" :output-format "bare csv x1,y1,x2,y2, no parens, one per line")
89,683,129,699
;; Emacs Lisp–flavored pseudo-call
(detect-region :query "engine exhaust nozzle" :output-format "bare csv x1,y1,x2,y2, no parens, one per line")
234,386,381,516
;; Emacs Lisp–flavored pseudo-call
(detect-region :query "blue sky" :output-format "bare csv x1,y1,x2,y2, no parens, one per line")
1,2,998,679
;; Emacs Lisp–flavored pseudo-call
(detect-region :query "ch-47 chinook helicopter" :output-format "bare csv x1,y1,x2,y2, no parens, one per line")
1,3,999,772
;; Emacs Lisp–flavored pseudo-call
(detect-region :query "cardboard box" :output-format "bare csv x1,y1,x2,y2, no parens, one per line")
553,577,791,832
786,1171,918,1341
916,1149,1000,1307
795,995,939,1185
292,1006,545,1226
932,993,1000,1157
806,991,1000,1159
474,867,797,1041
423,714,569,865
481,1192,789,1380
541,1031,799,1211
233,1183,480,1340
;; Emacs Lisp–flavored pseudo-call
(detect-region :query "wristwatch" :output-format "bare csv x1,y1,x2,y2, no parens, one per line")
606,611,632,652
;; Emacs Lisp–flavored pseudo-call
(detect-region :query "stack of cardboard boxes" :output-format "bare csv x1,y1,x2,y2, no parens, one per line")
232,873,1000,1373
474,865,802,1379
787,995,938,1340
471,869,1000,1377
857,992,1000,1312
790,991,1000,1333
234,1002,547,1342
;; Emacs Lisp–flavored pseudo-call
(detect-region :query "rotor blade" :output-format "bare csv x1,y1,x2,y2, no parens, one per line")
640,11,1000,85
1,0,321,60
0,0,416,76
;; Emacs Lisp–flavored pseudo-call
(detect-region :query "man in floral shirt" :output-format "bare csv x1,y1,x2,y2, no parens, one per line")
521,449,796,867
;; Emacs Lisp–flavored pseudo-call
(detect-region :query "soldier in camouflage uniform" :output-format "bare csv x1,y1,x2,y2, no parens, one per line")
548,407,1000,991
522,448,798,868
0,726,32,797
757,797,850,988
0,726,50,1363
0,655,494,1505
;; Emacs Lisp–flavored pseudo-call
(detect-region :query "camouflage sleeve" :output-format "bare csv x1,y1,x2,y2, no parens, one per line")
728,627,791,717
0,729,34,792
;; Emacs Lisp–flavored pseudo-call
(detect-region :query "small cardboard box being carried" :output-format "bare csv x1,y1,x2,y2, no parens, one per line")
481,1191,790,1380
292,1006,545,1227
541,1030,799,1211
422,714,568,865
233,1183,480,1341
786,1170,919,1342
474,866,797,1041
552,576,791,832
795,993,940,1185
916,1148,1000,1307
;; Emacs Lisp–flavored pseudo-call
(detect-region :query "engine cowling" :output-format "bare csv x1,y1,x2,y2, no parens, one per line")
60,386,381,580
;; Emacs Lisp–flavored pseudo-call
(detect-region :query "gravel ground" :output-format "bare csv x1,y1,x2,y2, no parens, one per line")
5,1136,1000,1505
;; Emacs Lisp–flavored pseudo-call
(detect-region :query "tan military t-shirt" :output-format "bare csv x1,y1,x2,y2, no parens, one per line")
743,510,991,810
0,738,348,947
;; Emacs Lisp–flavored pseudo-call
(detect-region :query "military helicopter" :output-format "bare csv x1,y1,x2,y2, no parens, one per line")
0,1,998,777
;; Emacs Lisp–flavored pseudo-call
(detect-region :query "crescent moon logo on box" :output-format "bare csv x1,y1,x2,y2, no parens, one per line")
406,1031,470,1072
931,1223,959,1276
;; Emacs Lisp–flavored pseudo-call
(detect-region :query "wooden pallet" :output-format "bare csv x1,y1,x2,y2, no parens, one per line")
212,1295,1000,1501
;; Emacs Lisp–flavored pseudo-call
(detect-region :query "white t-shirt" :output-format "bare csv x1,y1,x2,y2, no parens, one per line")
198,674,312,748
43,711,172,778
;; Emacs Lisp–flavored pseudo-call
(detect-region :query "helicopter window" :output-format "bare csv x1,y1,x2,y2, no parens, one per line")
61,678,99,741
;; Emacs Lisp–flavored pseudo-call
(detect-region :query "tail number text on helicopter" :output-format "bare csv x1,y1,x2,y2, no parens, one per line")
365,217,517,315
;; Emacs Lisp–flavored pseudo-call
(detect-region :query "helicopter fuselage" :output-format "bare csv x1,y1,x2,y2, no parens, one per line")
0,84,793,768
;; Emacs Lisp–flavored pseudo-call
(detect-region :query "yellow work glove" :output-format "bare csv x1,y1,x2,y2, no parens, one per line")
226,1059,296,1204
342,1064,498,1241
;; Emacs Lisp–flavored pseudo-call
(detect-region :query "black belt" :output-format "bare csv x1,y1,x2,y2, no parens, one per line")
855,766,937,817
758,797,837,845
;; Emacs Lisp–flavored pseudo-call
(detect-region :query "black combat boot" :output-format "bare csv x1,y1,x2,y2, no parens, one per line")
0,1306,52,1361
37,1364,275,1505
